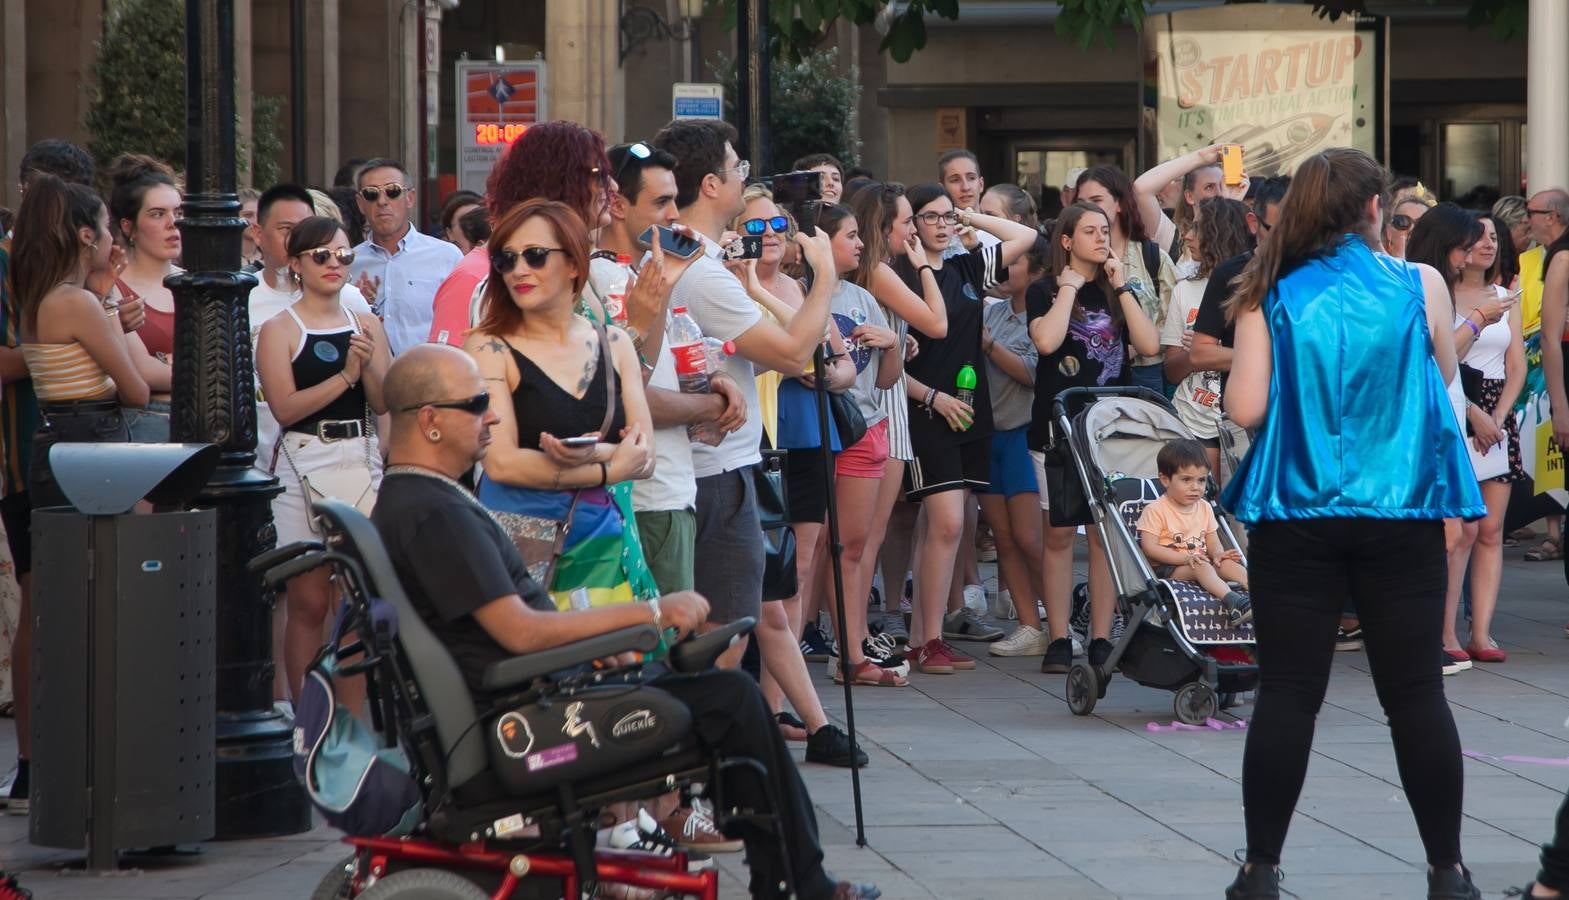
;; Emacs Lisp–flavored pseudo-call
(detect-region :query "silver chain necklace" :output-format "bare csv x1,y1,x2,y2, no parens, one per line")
384,464,507,532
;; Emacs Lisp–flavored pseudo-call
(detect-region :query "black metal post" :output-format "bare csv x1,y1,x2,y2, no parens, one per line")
170,0,311,839
734,0,770,174
289,0,307,180
813,345,867,847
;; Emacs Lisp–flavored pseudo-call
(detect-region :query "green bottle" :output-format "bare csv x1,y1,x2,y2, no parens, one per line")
955,363,977,430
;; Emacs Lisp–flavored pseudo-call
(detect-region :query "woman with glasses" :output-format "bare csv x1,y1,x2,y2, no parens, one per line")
464,200,658,613
106,153,181,440
1383,189,1436,260
730,186,803,448
256,215,391,705
894,182,1037,674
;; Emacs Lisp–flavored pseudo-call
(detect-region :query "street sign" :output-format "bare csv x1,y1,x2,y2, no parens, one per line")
456,60,548,194
672,83,724,120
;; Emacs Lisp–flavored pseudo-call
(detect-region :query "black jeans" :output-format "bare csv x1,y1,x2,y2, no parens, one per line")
1241,518,1463,869
29,399,130,511
655,669,837,900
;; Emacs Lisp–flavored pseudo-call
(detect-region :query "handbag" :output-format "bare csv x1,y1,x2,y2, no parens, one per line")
755,450,798,602
828,390,868,448
1458,363,1485,435
492,323,617,590
1042,423,1093,528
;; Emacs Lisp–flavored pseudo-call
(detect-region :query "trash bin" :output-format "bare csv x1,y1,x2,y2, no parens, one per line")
29,442,222,870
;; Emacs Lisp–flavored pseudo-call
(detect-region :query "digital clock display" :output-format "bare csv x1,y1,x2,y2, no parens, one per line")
474,123,529,146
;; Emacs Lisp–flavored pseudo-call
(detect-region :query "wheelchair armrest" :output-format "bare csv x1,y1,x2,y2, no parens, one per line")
668,616,756,674
247,541,323,577
481,625,662,692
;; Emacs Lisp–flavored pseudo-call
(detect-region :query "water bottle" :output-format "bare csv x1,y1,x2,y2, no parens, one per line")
669,305,709,394
704,337,736,372
602,254,633,325
955,363,977,431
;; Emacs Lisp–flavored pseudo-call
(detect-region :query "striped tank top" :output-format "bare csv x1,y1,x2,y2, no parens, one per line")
21,342,116,402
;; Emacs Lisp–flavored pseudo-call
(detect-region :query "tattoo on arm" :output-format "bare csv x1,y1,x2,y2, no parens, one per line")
482,338,506,355
551,468,564,490
577,342,597,394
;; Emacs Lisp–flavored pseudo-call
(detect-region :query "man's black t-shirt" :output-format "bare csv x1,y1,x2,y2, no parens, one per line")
1025,280,1130,449
1192,250,1250,391
893,244,1005,449
372,470,554,695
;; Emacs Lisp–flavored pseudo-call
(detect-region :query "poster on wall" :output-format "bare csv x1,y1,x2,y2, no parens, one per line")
457,60,548,194
1144,5,1386,176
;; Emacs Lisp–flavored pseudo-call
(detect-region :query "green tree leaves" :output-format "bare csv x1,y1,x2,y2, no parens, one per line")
714,46,862,169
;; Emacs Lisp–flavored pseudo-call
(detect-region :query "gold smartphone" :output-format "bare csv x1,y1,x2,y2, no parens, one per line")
1221,145,1244,186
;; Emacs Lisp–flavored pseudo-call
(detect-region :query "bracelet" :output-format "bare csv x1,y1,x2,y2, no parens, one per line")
923,387,938,408
1115,285,1135,297
598,461,609,487
1463,318,1481,337
339,371,355,389
648,596,662,632
918,265,935,276
982,339,995,355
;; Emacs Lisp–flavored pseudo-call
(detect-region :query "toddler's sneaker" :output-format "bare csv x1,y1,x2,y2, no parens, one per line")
1039,637,1074,674
1222,591,1252,626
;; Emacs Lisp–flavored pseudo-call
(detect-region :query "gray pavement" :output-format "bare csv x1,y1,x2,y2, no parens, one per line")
5,543,1569,898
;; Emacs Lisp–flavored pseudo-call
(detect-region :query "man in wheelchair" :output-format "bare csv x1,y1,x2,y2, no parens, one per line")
368,344,877,900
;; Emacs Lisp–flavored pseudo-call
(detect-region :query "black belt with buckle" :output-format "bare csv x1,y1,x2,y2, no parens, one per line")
290,419,363,441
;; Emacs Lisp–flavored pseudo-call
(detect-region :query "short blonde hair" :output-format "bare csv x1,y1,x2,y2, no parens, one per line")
308,188,343,223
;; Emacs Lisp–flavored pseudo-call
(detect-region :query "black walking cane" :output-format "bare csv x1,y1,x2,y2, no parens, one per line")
811,341,867,847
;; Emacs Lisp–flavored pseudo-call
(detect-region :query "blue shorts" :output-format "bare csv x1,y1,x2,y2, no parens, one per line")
982,426,1039,498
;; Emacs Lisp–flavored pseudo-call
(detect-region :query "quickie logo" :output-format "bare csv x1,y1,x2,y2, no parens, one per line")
612,709,658,740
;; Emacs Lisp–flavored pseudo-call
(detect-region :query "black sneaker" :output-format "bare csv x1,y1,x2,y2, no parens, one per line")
1427,865,1481,900
1223,591,1253,626
1088,638,1114,669
1335,625,1363,652
5,758,28,817
1225,861,1281,899
799,622,838,662
805,724,868,768
1040,637,1074,674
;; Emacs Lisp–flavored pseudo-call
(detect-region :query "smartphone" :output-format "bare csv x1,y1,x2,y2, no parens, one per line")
1221,145,1244,186
558,435,599,448
723,235,764,261
636,224,704,260
767,170,824,206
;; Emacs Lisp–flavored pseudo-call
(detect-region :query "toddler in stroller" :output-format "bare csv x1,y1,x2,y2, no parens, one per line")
1136,439,1252,626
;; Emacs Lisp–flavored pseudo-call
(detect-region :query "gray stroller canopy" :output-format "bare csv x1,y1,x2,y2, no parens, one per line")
1079,397,1195,480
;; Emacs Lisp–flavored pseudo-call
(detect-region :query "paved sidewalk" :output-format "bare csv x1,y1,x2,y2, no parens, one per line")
4,546,1569,898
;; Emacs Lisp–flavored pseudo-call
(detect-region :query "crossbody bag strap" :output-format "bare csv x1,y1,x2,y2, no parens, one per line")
552,322,617,557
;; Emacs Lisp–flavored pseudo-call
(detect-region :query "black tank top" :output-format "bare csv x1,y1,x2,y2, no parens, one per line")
506,341,623,449
285,307,366,432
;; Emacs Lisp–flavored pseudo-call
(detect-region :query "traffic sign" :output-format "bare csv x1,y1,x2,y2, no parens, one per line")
672,83,724,121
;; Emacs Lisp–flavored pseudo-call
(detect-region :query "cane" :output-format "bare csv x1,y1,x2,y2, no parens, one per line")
812,342,868,847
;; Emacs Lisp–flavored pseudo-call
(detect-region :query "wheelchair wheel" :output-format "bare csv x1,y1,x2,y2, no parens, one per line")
1066,661,1099,716
311,854,357,900
357,868,489,900
1174,681,1218,726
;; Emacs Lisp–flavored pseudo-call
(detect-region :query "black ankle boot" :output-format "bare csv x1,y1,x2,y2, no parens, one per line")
1225,862,1280,899
1428,865,1481,900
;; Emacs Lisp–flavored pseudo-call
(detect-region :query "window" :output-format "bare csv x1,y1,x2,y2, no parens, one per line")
1441,123,1501,209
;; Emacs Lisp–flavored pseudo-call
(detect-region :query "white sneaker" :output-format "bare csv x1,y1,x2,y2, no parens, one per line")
963,583,987,613
989,624,1048,657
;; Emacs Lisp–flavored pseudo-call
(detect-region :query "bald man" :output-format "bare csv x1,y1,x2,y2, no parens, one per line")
370,345,879,900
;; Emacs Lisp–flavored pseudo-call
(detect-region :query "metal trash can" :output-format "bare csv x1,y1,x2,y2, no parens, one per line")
29,442,222,870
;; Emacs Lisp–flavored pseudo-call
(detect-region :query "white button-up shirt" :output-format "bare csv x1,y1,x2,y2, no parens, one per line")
349,225,463,355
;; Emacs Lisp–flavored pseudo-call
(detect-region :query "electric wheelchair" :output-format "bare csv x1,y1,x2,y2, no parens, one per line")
250,498,789,899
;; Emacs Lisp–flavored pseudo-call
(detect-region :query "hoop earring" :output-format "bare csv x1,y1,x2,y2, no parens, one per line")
427,430,441,442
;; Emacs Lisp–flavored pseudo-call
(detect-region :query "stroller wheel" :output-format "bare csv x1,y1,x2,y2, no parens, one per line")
1066,661,1099,716
1173,681,1218,726
357,869,488,900
310,853,358,900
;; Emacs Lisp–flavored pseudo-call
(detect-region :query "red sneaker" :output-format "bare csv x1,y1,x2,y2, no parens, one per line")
938,639,977,670
914,639,955,675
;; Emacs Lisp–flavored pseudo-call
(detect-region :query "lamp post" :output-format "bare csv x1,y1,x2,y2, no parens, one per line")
734,0,770,174
168,0,311,838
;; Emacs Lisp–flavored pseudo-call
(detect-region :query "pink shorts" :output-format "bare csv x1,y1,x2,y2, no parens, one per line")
835,418,890,479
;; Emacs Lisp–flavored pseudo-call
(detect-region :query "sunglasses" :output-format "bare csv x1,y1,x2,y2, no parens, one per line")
916,211,962,226
613,142,652,190
1390,214,1415,231
742,216,790,236
491,246,567,274
397,392,491,415
302,246,356,266
359,184,406,203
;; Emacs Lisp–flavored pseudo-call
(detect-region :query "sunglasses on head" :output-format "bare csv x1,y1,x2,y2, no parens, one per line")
359,184,406,203
613,142,652,190
916,210,962,226
491,246,567,274
302,247,356,266
397,392,491,415
743,216,790,236
1390,214,1415,231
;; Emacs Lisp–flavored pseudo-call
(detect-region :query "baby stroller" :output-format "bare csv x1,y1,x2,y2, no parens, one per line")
1049,387,1258,725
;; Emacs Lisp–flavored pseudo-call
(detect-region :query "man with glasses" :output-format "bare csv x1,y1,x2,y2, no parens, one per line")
371,344,880,900
347,158,462,355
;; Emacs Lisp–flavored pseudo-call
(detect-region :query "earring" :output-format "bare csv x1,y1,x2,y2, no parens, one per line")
428,430,441,441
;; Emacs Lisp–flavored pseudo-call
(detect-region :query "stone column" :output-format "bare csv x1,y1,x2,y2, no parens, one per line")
546,0,625,140
1,0,25,211
1528,0,1569,192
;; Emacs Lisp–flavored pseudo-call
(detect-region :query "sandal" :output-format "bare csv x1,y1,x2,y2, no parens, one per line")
832,659,908,687
1526,539,1564,561
774,711,809,742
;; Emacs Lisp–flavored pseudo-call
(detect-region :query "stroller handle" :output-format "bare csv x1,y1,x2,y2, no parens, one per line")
1051,386,1176,422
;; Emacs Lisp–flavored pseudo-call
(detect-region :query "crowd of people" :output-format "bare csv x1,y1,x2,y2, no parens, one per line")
3,125,1569,899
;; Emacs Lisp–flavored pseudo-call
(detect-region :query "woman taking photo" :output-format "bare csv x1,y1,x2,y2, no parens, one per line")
894,182,1036,674
257,215,391,705
1028,203,1160,673
463,200,659,611
107,153,180,439
1219,148,1484,900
